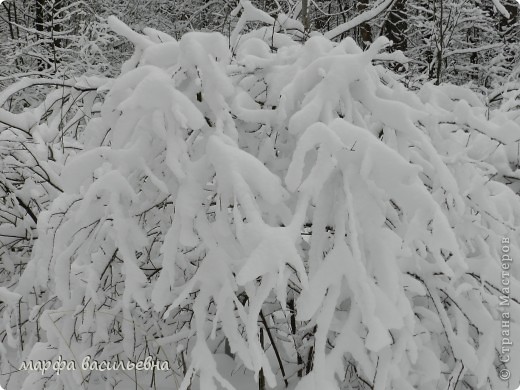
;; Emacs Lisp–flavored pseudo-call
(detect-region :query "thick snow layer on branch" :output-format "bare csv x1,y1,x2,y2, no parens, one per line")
107,16,153,49
324,0,395,40
206,134,288,208
491,0,510,18
0,108,35,132
0,287,22,307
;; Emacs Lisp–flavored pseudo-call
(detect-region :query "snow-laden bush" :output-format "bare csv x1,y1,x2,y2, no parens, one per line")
1,2,520,390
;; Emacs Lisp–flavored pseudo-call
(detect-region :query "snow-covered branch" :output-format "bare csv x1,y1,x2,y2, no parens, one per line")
324,0,395,40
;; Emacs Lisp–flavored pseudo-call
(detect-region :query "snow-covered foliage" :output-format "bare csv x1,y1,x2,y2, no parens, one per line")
0,76,105,294
1,2,520,390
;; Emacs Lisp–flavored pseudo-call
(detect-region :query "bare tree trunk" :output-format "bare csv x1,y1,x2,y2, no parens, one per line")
34,0,47,70
288,298,303,378
35,0,45,35
3,2,16,40
13,1,21,40
301,0,310,34
499,1,518,66
357,0,373,49
383,0,407,52
434,0,444,85
259,328,265,390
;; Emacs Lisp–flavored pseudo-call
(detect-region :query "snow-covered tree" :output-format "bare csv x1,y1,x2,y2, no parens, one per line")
302,0,518,90
1,2,520,390
0,0,124,103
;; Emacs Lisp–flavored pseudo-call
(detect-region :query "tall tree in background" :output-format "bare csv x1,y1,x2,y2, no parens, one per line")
357,0,373,49
382,0,407,53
